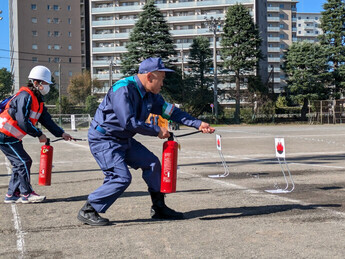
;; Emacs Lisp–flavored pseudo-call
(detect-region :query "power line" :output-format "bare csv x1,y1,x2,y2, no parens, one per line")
0,55,85,65
0,48,84,58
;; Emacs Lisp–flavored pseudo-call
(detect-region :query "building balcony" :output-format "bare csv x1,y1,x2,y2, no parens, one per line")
268,57,281,62
93,60,123,66
268,67,281,73
93,73,124,80
267,27,280,32
171,28,210,36
167,13,223,23
92,32,129,40
268,47,281,52
267,7,280,12
93,46,128,53
92,0,254,14
267,17,280,22
268,37,281,42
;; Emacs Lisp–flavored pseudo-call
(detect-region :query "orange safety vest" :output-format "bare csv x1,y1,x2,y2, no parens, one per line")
0,87,43,139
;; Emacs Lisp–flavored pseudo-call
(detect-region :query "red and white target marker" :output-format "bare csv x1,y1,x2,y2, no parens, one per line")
265,138,295,194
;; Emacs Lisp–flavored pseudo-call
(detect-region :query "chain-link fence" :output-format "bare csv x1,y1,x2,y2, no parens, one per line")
308,100,345,124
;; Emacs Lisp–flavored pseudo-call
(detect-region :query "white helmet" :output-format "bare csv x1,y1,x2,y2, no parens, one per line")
28,65,52,84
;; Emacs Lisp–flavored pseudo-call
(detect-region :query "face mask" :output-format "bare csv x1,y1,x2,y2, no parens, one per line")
39,84,50,95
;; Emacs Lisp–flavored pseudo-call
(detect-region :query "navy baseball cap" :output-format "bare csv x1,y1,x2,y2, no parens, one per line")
138,57,175,74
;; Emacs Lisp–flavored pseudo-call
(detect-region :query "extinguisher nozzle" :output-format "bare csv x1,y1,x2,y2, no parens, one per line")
168,132,174,141
45,138,50,146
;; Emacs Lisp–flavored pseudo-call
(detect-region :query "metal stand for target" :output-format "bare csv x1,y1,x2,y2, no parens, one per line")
208,134,230,178
265,138,295,194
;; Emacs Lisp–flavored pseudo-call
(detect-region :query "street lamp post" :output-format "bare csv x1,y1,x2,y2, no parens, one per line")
204,16,222,123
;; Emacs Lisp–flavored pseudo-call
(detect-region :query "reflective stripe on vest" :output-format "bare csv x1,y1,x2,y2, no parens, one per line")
0,87,43,139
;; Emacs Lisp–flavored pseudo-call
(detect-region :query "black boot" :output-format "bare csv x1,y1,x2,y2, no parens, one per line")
150,192,184,220
77,201,109,226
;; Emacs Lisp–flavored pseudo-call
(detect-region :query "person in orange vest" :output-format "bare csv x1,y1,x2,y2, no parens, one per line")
1,65,73,204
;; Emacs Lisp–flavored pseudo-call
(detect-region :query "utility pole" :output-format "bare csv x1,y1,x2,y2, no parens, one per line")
204,16,222,123
181,43,184,79
109,57,114,87
58,62,62,126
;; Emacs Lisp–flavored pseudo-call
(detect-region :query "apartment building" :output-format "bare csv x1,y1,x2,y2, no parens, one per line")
296,13,322,43
90,0,268,98
267,0,298,93
9,0,89,93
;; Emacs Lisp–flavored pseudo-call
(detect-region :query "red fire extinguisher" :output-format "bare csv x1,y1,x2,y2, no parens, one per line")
161,133,178,193
38,138,53,186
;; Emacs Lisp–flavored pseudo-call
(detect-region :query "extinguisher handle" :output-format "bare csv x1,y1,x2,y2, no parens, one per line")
168,132,174,141
45,138,50,146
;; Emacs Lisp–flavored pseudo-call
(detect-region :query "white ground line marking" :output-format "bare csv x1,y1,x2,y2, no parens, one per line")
179,170,345,219
5,157,26,258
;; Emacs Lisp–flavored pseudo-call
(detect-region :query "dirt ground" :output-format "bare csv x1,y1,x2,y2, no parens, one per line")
0,124,344,258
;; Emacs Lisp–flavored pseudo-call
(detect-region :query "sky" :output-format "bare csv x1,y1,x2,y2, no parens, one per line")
0,0,327,70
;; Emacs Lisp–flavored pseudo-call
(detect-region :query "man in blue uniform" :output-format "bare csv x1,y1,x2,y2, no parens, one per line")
78,57,215,226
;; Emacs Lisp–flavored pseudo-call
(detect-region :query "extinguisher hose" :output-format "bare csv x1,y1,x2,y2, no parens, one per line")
172,130,202,138
51,137,87,143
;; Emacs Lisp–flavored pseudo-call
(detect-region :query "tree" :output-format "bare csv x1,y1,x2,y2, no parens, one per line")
85,95,99,116
182,36,214,116
319,0,345,95
283,42,330,120
220,4,262,124
45,77,59,105
67,71,102,105
120,0,176,76
0,68,13,99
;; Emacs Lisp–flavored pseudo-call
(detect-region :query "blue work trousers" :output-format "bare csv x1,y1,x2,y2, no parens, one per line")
88,138,161,213
0,141,33,195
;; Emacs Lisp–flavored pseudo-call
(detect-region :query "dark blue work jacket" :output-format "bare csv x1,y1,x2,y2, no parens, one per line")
90,75,201,141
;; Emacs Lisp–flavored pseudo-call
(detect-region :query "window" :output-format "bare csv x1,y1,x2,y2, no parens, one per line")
54,45,60,50
47,5,51,10
32,57,38,62
32,44,38,50
68,45,72,50
315,31,319,34
69,72,73,77
315,17,319,20
68,18,72,24
298,31,301,34
68,32,72,37
31,4,37,10
69,58,72,63
48,31,52,37
54,31,60,37
47,18,51,23
54,57,60,63
279,24,284,29
32,17,37,23
298,16,301,20
53,5,59,10
53,18,59,24
32,31,38,36
48,57,52,63
298,24,301,27
48,45,52,50
54,71,60,77
67,5,71,11
280,44,285,49
279,4,284,8
279,34,285,39
279,14,284,19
